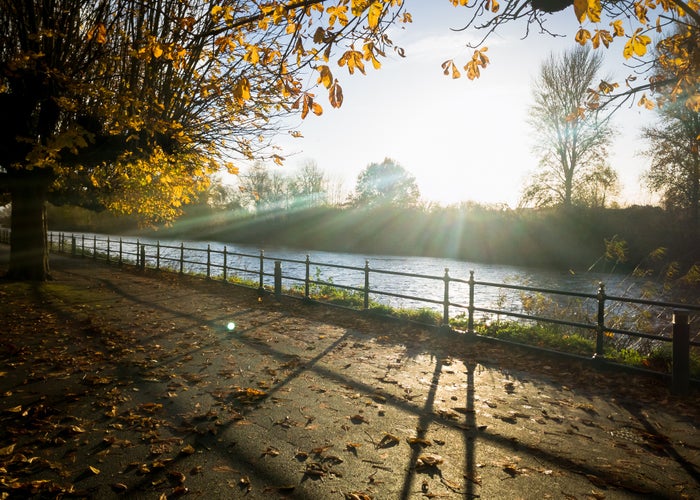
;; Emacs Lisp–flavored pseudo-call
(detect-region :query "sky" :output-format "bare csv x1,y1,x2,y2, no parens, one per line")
244,1,661,208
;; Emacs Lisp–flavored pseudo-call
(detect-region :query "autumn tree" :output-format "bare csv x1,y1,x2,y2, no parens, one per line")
521,47,615,208
352,158,420,207
0,0,408,280
446,0,700,113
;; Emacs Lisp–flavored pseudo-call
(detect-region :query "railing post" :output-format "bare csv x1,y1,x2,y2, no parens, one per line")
140,244,146,271
223,246,228,281
106,236,110,263
442,268,450,329
135,240,140,268
81,235,85,257
71,235,76,256
156,241,160,270
364,260,370,311
305,254,310,299
274,260,282,299
258,250,265,294
179,242,184,274
206,244,211,279
93,235,96,260
468,270,475,335
672,310,690,396
119,238,123,266
593,283,606,360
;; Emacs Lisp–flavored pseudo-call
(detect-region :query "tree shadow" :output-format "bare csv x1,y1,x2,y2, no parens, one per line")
3,257,698,498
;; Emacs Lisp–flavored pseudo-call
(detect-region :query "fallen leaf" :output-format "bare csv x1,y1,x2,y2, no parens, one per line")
350,414,368,424
179,444,196,456
407,437,431,447
111,483,128,493
261,446,280,457
416,453,444,468
377,433,400,449
0,443,16,456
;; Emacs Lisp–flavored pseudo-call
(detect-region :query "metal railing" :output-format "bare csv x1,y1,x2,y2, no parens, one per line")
1,228,697,391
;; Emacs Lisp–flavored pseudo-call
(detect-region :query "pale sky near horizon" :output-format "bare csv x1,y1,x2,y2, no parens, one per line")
242,1,662,208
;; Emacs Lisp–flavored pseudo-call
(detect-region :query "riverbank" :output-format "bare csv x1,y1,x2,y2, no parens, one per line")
1,245,699,498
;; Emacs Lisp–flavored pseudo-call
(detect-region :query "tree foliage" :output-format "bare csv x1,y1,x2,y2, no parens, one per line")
446,0,700,111
0,0,408,279
352,157,420,207
521,47,615,208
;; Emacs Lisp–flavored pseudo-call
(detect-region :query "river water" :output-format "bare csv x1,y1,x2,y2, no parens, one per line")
63,232,671,326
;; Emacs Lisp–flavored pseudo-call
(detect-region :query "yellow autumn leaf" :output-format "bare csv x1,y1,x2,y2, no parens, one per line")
368,1,383,29
88,466,101,475
623,29,651,58
574,0,588,22
329,80,343,108
587,0,602,22
634,1,648,24
592,29,613,49
575,28,591,46
611,20,625,37
465,60,479,79
351,0,371,16
152,45,163,59
234,77,251,101
638,93,655,109
317,65,333,88
244,45,260,64
686,93,700,111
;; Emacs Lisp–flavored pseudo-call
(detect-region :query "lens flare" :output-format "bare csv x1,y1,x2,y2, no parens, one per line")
227,322,236,331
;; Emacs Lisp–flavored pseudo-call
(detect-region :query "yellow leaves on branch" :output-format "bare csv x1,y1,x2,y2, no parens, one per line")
293,92,323,119
623,28,652,59
316,65,344,108
574,0,601,24
465,47,489,80
317,65,334,88
442,47,489,80
441,59,461,79
338,49,366,75
87,23,107,44
97,147,214,224
326,5,349,28
638,93,655,109
234,77,251,102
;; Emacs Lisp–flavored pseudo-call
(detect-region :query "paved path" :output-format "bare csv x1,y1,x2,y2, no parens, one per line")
0,246,699,499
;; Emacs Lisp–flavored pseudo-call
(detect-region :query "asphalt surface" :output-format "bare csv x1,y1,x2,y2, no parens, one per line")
0,245,699,499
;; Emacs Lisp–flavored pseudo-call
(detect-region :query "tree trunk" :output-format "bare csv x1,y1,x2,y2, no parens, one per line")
7,179,50,281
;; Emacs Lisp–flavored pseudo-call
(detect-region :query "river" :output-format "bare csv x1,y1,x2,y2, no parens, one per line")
61,232,670,325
